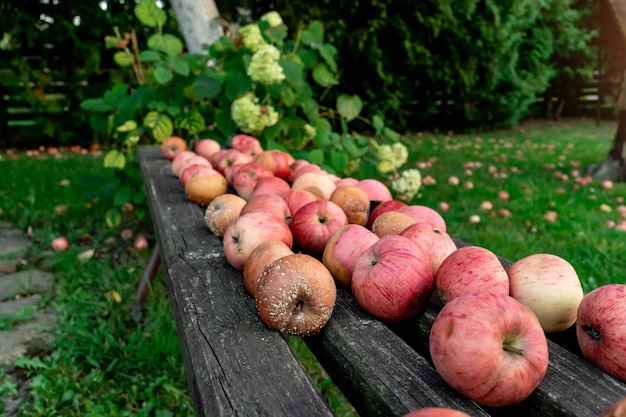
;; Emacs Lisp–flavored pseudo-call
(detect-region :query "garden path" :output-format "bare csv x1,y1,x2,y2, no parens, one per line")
0,221,57,415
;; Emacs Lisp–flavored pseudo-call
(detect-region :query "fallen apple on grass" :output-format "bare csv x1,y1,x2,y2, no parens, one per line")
508,253,584,333
351,235,434,322
576,284,626,382
429,292,549,407
435,245,509,304
51,236,69,251
255,253,336,336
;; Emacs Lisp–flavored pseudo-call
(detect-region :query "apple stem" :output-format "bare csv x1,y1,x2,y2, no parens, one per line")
502,343,525,356
293,300,303,314
582,324,602,341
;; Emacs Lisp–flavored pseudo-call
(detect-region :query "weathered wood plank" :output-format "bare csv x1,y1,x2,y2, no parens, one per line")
137,146,334,417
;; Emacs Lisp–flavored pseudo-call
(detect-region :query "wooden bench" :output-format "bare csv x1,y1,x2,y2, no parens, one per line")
136,145,626,417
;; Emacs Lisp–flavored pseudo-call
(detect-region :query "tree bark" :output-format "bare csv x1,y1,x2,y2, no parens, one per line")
588,110,626,181
169,0,223,54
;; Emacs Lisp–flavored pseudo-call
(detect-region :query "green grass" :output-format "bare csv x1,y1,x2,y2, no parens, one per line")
0,117,625,416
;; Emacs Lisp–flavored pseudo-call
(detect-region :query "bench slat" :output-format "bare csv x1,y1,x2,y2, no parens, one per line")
137,146,334,417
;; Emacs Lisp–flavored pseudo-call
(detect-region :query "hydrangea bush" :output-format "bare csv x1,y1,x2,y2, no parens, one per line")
81,0,424,221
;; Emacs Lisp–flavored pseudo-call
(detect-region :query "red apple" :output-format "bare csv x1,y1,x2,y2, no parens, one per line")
133,235,149,250
255,253,337,336
329,185,371,226
249,176,291,199
230,134,264,158
194,138,221,160
177,155,212,179
171,150,196,177
400,205,447,233
400,222,458,275
231,162,275,200
288,163,324,184
403,409,472,417
240,193,291,224
576,284,626,382
184,168,228,206
322,224,380,287
600,397,626,417
356,178,393,202
435,245,509,304
367,199,408,229
291,172,337,200
290,200,348,254
429,292,549,406
204,193,247,237
180,163,213,186
51,236,69,251
210,149,253,174
334,177,359,188
351,235,434,322
161,135,188,160
508,253,584,333
243,240,293,296
223,212,293,271
254,150,292,179
282,189,320,217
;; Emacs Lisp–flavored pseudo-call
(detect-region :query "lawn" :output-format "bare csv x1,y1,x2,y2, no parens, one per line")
0,117,624,416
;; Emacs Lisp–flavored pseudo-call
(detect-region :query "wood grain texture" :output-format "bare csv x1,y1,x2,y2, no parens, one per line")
137,146,333,417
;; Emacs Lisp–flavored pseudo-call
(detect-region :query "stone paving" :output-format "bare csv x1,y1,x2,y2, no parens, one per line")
0,222,57,415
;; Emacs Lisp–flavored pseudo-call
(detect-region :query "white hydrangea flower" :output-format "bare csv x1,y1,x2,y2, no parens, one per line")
391,169,422,202
391,142,409,167
247,44,285,85
261,11,283,28
238,23,266,52
377,142,408,173
304,123,317,139
231,92,278,134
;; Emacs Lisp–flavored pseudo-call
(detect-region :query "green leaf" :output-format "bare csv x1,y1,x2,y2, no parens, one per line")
80,98,110,113
307,149,324,165
337,94,363,122
167,56,190,76
265,25,288,43
296,48,317,69
148,34,183,57
143,111,173,143
301,21,324,46
113,51,134,68
224,71,252,101
139,50,161,62
114,187,131,206
134,0,167,28
300,99,319,124
105,208,122,228
312,63,338,88
343,137,368,158
89,113,110,132
330,148,349,173
372,114,385,133
384,127,401,141
318,43,338,73
208,37,236,57
103,150,126,169
280,86,297,107
279,57,303,87
215,108,237,138
180,53,210,70
194,75,222,98
116,120,138,132
154,67,173,84
177,111,206,134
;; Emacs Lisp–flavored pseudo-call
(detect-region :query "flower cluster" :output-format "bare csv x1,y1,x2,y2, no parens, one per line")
261,11,283,28
238,23,266,52
304,123,317,139
377,142,409,173
231,92,279,134
391,169,422,202
247,44,285,85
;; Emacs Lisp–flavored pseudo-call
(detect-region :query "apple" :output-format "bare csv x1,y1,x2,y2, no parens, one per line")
254,150,293,179
351,235,434,322
194,138,221,160
600,396,626,417
576,284,626,382
356,178,393,203
291,172,337,200
371,211,417,238
329,185,371,226
249,176,291,199
240,193,291,224
508,253,584,333
180,163,214,186
184,168,228,206
231,162,275,200
290,199,348,254
282,189,319,217
51,236,69,251
367,199,408,229
400,205,447,232
230,134,264,158
288,163,324,184
204,193,247,237
161,135,188,160
177,155,212,179
243,240,293,296
255,253,337,336
322,224,380,287
223,212,293,271
429,292,549,407
435,245,509,304
403,408,471,417
400,222,458,275
171,150,196,177
133,235,149,250
210,149,253,174
334,177,359,188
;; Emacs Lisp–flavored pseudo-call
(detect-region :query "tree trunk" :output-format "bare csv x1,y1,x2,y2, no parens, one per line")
169,0,223,54
588,110,626,181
